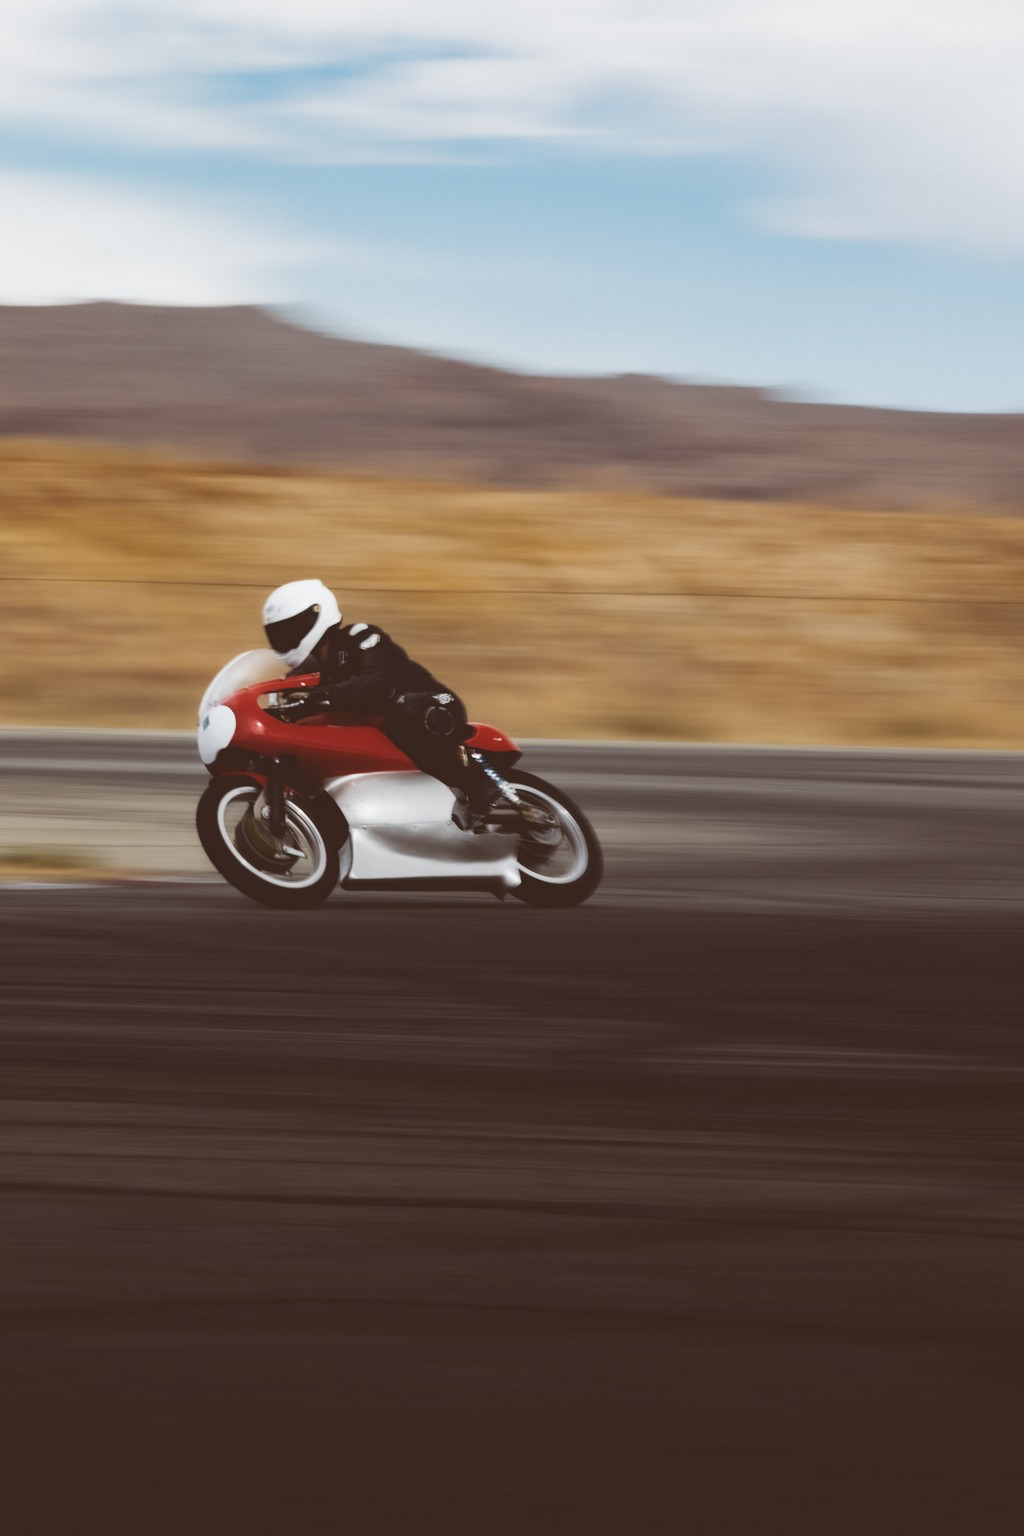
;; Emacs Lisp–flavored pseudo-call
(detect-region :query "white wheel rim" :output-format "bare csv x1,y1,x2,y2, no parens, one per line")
216,786,329,890
511,784,589,885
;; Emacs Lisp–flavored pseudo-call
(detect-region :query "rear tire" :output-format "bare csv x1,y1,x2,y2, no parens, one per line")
197,776,341,909
500,771,603,908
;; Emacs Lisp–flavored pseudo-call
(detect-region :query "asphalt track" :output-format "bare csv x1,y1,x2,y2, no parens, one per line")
2,740,1023,1533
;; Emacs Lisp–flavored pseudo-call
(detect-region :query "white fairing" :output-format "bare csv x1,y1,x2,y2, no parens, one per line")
198,649,283,723
196,649,282,766
331,770,455,827
326,771,521,891
198,704,237,766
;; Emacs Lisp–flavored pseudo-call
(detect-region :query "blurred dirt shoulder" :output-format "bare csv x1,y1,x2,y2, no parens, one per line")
1,439,1023,746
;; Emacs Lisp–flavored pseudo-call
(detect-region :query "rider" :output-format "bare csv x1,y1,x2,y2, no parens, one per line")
261,578,495,821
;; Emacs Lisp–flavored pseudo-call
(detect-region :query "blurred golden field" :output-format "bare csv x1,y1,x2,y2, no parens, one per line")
1,438,1023,745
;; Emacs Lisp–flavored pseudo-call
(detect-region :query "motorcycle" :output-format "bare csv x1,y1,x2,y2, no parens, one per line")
195,650,603,909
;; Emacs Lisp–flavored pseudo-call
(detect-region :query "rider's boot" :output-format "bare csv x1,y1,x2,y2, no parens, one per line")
452,780,502,832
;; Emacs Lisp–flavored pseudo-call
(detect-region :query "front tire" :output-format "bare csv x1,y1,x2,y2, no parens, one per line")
499,771,603,907
197,776,341,909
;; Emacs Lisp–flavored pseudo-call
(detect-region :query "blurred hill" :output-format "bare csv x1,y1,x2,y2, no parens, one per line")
2,302,1024,507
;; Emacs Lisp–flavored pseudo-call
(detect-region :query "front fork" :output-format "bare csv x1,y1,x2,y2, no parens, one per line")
252,757,287,837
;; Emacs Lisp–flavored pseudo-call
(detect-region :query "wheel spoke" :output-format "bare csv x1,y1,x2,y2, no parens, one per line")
511,786,589,885
216,788,329,889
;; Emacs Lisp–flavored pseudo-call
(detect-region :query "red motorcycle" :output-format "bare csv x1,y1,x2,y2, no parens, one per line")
196,650,603,909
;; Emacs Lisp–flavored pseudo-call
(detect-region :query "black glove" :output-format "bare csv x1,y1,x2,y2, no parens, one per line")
272,687,332,719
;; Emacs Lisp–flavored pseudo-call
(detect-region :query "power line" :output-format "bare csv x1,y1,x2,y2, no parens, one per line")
0,575,1019,606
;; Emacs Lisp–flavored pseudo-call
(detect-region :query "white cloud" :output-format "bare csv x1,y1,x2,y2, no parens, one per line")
5,2,1024,250
0,171,321,304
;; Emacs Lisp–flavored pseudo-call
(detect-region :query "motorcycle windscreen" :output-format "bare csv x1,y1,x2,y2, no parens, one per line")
198,649,285,722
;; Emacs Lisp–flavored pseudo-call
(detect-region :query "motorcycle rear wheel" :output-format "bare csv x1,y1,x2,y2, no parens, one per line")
197,776,340,909
498,771,603,908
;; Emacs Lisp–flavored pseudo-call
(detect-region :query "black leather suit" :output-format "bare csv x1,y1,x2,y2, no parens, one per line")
298,622,474,791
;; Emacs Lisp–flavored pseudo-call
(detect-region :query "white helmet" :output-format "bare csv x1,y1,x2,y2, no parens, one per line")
262,579,342,669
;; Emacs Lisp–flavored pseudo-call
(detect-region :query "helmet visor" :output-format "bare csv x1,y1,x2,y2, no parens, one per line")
264,603,321,659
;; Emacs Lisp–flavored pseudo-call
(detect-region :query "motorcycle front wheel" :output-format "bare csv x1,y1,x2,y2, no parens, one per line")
498,771,603,908
196,776,341,909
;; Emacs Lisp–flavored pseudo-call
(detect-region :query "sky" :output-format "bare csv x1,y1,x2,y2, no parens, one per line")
3,0,1024,411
